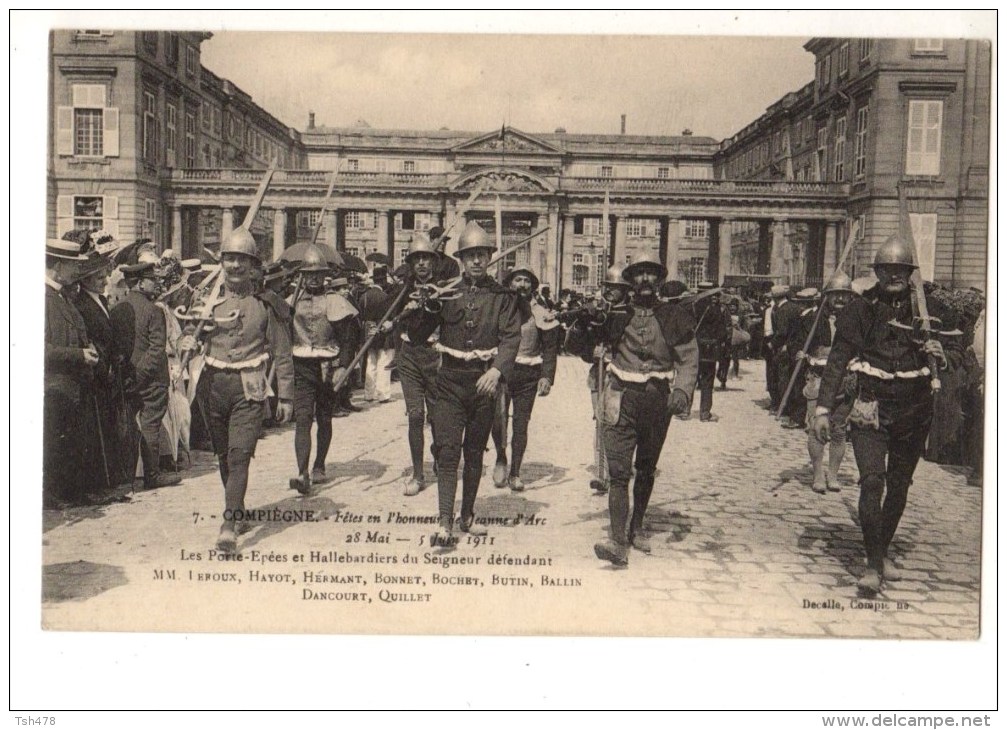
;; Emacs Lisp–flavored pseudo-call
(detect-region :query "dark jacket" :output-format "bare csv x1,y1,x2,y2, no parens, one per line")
45,283,92,404
407,275,522,380
72,289,120,382
818,291,964,410
566,301,700,400
692,299,731,362
111,289,169,390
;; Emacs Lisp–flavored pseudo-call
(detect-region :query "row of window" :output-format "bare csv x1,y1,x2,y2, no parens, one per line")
60,82,289,169
137,31,199,79
726,97,942,181
817,38,945,93
571,217,709,239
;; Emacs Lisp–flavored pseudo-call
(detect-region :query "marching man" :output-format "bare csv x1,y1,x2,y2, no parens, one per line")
287,244,358,495
179,227,294,553
814,236,962,594
490,267,560,492
406,221,522,543
568,251,699,566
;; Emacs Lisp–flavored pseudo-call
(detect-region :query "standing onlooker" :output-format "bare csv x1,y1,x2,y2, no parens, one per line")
111,262,181,490
44,233,101,507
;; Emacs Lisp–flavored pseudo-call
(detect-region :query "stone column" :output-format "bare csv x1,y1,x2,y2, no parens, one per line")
757,220,772,275
376,209,392,262
613,215,626,268
272,208,286,261
665,217,681,281
221,207,234,243
823,220,839,276
560,214,575,290
545,208,560,293
323,209,338,249
771,219,788,281
717,219,733,285
171,205,183,257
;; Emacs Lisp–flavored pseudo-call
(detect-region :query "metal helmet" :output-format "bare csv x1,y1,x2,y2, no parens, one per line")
299,243,330,272
603,263,632,288
873,235,918,269
622,250,668,283
503,267,539,291
453,220,495,259
406,232,439,262
221,226,260,262
823,271,854,294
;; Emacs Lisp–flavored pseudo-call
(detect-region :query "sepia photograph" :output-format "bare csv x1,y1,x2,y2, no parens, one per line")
12,9,997,715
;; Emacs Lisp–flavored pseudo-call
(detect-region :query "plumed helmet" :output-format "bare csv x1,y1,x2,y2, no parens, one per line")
406,232,439,262
604,263,632,288
873,235,918,269
221,226,260,262
299,243,330,272
503,267,539,291
623,250,668,283
453,220,495,258
823,271,854,293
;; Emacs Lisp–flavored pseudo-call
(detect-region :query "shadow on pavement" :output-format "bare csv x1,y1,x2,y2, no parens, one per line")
326,459,389,490
42,561,127,603
238,495,350,551
646,505,696,543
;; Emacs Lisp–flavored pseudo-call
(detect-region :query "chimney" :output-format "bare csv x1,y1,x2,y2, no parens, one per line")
682,128,693,136
308,111,315,130
620,114,626,135
554,127,566,134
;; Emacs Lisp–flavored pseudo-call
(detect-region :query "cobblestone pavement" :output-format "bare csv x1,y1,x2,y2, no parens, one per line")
41,356,983,639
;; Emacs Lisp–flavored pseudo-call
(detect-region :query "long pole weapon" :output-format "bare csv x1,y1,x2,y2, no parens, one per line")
176,165,276,384
329,181,489,395
776,219,860,419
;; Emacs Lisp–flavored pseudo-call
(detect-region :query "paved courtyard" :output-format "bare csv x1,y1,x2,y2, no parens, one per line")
41,356,983,639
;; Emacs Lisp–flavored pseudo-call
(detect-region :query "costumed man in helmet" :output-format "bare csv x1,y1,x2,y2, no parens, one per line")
568,263,634,494
794,273,855,494
490,267,560,492
178,227,294,553
389,233,445,496
405,221,522,542
286,244,359,495
773,287,812,429
814,235,963,594
690,281,731,422
111,260,182,491
567,251,699,566
44,232,103,507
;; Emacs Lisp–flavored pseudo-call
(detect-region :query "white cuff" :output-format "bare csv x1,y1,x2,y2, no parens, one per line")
815,406,830,417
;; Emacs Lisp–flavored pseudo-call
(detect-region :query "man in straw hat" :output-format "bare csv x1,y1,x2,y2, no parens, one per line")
567,250,699,566
44,231,102,507
405,221,522,543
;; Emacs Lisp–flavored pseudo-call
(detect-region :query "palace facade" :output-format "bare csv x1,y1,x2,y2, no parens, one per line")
47,31,990,292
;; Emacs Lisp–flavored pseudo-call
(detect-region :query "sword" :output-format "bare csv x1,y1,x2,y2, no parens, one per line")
589,346,609,493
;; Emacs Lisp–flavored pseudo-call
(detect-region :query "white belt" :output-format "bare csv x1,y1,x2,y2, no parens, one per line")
607,362,677,384
807,356,828,367
848,357,930,380
434,343,498,361
515,354,543,366
292,345,340,359
203,352,271,370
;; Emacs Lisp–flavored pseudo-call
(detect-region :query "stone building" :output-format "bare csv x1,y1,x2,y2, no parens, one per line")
47,32,988,293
